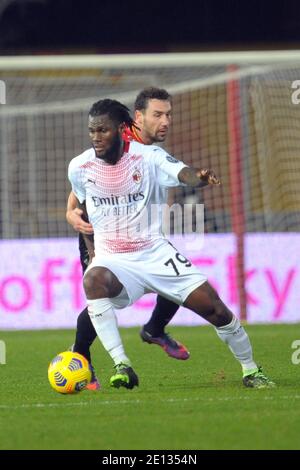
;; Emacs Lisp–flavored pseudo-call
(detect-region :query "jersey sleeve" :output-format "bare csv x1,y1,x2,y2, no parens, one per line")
150,146,188,187
68,158,86,203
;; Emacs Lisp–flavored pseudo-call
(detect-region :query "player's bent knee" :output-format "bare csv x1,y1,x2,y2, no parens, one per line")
83,266,123,299
184,281,233,326
198,302,232,327
212,301,233,327
201,296,233,326
83,267,110,298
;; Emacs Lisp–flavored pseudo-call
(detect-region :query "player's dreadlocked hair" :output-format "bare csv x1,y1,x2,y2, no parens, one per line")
134,87,171,111
89,99,137,131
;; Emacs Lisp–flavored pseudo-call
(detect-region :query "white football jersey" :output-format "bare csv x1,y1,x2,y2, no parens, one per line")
68,141,188,254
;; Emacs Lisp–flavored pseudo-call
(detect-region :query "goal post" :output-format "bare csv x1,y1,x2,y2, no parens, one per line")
1,51,300,321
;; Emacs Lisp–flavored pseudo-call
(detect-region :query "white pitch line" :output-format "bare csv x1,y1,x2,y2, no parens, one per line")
0,395,300,410
0,399,140,410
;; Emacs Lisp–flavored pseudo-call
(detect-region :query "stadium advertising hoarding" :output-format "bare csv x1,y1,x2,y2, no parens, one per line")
0,234,299,329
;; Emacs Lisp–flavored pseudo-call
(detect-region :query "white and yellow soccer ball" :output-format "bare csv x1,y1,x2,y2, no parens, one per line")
48,351,92,394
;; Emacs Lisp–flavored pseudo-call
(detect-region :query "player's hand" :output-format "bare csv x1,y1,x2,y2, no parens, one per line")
197,168,220,185
66,208,94,235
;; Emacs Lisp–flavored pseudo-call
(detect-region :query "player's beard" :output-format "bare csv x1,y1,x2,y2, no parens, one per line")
144,125,167,144
155,127,168,142
96,134,124,165
154,133,165,142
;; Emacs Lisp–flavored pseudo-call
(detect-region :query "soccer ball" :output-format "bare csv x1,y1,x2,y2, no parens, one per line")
48,351,92,394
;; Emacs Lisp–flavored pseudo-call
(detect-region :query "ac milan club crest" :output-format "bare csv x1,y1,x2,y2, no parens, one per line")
132,169,142,183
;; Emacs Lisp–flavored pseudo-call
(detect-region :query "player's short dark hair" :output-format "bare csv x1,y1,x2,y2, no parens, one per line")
89,99,136,130
134,87,172,111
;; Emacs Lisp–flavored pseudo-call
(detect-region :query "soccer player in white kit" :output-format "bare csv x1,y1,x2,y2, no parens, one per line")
68,99,275,390
66,89,190,393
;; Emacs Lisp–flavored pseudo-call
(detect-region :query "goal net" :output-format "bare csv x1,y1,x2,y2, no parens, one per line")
1,51,300,320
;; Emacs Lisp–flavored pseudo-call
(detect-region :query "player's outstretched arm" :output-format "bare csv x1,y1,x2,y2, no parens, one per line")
178,167,220,188
66,191,94,235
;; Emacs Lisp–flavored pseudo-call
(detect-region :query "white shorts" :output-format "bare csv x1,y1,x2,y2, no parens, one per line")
84,238,207,309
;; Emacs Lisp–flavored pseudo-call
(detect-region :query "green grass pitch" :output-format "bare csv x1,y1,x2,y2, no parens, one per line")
0,324,299,450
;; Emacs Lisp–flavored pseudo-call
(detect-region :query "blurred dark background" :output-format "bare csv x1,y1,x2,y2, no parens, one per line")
1,0,300,54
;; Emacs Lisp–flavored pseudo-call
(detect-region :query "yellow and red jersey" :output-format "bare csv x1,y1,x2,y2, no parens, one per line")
122,126,144,144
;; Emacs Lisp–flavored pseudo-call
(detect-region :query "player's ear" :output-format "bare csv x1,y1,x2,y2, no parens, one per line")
134,110,143,126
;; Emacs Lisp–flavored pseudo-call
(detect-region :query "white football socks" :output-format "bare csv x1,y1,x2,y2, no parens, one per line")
215,316,257,374
87,298,130,366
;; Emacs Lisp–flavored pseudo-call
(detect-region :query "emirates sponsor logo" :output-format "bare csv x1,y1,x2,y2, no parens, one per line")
92,192,145,206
